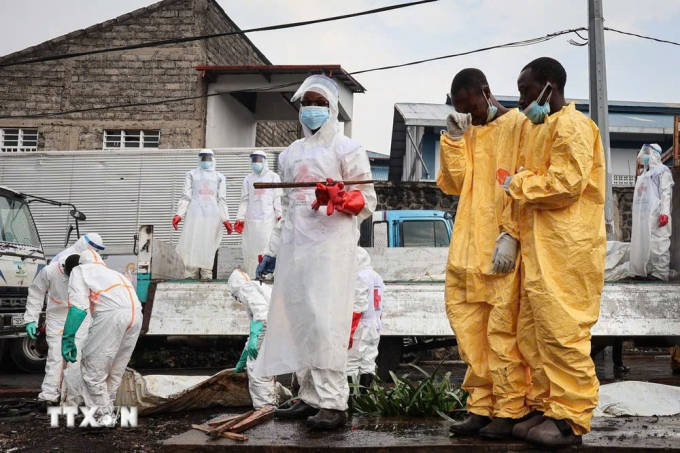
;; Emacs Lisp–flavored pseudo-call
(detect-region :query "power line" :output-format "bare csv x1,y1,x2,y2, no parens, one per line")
604,27,680,47
0,0,437,68
351,28,586,75
0,28,588,120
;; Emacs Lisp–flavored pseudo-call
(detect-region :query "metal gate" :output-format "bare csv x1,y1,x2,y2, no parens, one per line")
0,148,283,255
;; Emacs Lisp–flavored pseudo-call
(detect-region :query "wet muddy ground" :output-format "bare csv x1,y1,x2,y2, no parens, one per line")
1,350,678,451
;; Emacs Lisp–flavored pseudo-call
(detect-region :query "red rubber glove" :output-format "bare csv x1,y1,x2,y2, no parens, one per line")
224,221,233,235
331,190,365,216
234,220,245,234
312,179,343,214
659,214,669,227
172,215,181,231
348,312,362,350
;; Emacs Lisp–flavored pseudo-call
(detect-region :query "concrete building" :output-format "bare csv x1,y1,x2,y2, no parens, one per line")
0,0,363,153
389,97,680,186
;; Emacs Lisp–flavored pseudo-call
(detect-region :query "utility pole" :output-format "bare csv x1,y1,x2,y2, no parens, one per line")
589,0,615,240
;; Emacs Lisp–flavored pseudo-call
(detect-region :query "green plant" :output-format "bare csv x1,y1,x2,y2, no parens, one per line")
349,363,469,417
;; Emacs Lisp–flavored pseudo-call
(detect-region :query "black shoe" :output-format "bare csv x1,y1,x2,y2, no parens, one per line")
306,408,347,430
613,364,630,373
359,374,374,393
479,413,535,440
275,400,318,419
511,411,545,440
526,418,583,448
449,413,491,435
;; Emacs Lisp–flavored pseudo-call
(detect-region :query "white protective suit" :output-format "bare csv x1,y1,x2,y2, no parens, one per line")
253,75,377,411
25,256,90,402
630,144,674,280
68,249,142,420
175,149,230,279
52,233,105,263
236,152,283,278
227,269,278,409
347,248,386,381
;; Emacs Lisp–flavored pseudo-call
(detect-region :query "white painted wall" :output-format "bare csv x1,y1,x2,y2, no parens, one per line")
205,86,257,148
611,147,640,177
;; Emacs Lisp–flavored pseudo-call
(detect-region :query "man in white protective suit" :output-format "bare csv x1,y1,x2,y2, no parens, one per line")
630,143,674,280
234,150,283,278
228,269,283,409
347,247,386,394
52,233,106,263
61,249,142,427
173,149,233,279
253,74,376,430
24,254,90,404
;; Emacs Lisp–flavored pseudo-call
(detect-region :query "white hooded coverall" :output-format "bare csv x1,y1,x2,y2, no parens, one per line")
25,256,91,402
236,162,282,278
630,144,674,280
347,248,386,382
68,249,142,418
227,270,279,409
175,151,230,279
52,233,106,263
253,75,377,411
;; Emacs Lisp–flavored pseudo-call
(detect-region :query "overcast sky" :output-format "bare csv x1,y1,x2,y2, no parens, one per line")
2,0,680,154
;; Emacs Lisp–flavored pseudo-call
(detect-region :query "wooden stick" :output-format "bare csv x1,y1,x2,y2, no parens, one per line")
253,179,374,189
192,424,249,442
206,414,241,427
208,411,253,438
229,407,275,434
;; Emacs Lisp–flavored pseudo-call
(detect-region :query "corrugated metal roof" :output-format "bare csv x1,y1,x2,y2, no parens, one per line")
371,166,389,181
394,102,677,133
394,103,455,127
367,151,389,159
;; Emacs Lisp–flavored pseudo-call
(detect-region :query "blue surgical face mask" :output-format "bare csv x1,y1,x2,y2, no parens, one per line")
523,83,552,124
484,92,497,124
252,162,265,174
200,161,213,170
642,155,650,166
300,106,330,130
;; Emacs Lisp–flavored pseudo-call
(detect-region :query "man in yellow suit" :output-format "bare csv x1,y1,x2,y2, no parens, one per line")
437,68,531,439
499,57,606,448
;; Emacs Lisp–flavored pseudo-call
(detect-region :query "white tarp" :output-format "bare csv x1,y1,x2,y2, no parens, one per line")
595,381,680,417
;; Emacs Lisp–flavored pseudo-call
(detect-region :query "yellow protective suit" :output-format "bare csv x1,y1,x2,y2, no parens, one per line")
437,108,530,419
504,103,606,435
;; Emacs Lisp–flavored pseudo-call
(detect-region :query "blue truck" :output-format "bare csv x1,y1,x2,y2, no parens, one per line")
359,210,453,248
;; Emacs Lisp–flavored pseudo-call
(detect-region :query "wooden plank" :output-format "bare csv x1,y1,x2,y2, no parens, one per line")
191,424,248,441
229,407,275,434
208,411,253,437
206,414,241,427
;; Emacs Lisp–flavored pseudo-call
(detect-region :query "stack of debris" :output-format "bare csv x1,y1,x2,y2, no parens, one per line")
191,407,275,442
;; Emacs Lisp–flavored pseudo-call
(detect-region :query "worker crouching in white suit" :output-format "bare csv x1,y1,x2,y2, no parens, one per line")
347,247,386,393
235,151,283,278
62,250,142,427
253,75,377,430
24,254,91,403
227,269,280,409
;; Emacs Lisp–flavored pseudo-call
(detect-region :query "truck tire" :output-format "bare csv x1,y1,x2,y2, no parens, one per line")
9,337,47,373
376,336,402,382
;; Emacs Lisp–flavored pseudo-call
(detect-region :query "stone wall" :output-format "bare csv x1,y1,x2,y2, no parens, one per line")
374,181,458,214
375,181,635,242
255,121,300,148
0,0,293,150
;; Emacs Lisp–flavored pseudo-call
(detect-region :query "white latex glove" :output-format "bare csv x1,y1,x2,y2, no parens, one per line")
446,112,472,140
492,233,518,274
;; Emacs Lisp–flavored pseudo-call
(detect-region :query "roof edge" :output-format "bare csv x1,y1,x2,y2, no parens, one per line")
0,0,186,64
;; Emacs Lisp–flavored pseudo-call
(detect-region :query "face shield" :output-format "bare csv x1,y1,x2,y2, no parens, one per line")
199,149,215,170
638,143,662,171
291,75,340,138
250,151,267,174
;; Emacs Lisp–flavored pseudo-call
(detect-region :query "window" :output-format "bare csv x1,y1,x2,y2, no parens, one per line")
104,130,160,149
0,195,41,247
1,128,38,152
402,220,450,247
